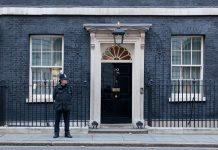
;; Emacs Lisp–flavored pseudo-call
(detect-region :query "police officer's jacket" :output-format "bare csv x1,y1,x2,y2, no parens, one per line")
53,84,73,111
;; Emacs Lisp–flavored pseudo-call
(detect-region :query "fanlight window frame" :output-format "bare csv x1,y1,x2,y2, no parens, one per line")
102,45,132,63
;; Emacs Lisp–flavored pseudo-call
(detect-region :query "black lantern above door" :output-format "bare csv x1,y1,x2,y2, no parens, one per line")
112,22,125,45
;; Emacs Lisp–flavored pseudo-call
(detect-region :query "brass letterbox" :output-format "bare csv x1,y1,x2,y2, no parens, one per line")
112,87,120,92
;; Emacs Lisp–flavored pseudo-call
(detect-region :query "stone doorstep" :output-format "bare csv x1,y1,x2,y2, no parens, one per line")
89,124,148,134
89,129,148,134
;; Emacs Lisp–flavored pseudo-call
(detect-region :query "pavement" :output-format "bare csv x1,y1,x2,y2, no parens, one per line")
0,133,218,148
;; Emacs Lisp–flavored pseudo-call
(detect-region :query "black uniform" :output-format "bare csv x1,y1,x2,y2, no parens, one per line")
53,84,72,137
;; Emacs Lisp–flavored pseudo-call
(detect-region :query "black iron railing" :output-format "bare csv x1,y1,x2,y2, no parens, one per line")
146,79,218,128
0,79,89,127
1,79,218,128
0,80,7,126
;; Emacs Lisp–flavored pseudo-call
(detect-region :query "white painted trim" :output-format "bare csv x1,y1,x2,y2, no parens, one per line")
101,60,132,63
170,36,204,103
0,7,218,16
171,36,204,80
85,24,151,127
28,35,64,103
169,94,206,102
26,94,53,103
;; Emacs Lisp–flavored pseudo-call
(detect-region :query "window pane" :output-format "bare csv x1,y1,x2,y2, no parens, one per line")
31,36,63,67
172,38,181,50
192,80,200,93
172,66,180,79
32,80,42,95
41,68,51,80
172,51,181,65
53,38,62,52
192,67,200,79
52,52,62,66
32,68,51,80
32,68,61,96
172,80,180,93
33,68,51,95
42,38,51,51
32,39,41,52
182,80,192,93
32,68,41,81
192,51,201,65
182,52,191,64
192,37,201,50
182,38,191,50
32,68,61,81
51,68,62,81
32,52,41,66
182,67,190,79
42,52,51,66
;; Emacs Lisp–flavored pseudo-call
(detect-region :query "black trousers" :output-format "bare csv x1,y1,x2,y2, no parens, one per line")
54,109,70,134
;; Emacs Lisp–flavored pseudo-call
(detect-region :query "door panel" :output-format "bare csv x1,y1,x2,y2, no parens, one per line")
101,63,132,123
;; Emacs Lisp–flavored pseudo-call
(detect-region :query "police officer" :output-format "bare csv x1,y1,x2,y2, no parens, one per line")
53,73,72,138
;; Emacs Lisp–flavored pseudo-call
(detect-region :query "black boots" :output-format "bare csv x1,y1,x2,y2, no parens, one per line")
53,133,59,138
53,132,72,138
65,132,72,138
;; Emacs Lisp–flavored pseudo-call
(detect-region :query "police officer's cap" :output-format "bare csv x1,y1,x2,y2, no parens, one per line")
59,73,68,80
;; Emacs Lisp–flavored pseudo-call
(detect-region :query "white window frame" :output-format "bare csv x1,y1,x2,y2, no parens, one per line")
27,35,64,103
170,36,205,102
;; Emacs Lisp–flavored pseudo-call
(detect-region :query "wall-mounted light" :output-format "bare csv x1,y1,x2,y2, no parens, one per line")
112,21,125,45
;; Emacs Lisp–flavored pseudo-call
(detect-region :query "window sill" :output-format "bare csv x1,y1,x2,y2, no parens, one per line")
26,94,54,103
169,94,206,102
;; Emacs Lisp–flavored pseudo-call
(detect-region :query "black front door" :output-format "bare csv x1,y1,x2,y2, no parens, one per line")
101,63,132,123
